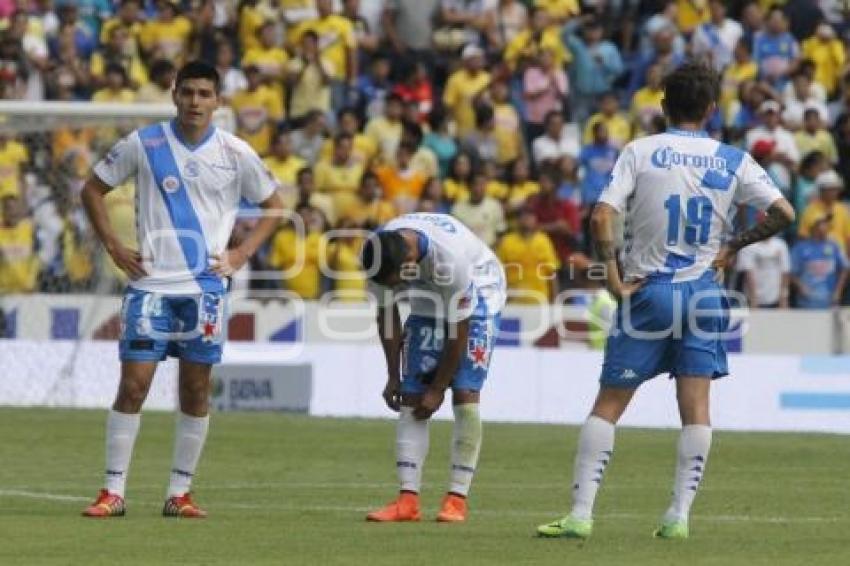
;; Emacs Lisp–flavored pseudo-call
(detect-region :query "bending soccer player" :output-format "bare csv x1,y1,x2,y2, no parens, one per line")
80,61,283,518
361,214,506,522
536,63,795,539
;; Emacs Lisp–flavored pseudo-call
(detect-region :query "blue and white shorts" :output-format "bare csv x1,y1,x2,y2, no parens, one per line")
401,308,500,395
118,288,227,364
600,270,729,388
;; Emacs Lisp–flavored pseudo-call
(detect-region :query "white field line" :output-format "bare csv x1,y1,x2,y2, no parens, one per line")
0,489,844,524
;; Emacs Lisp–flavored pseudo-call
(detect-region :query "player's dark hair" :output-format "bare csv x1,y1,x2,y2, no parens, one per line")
175,60,221,93
361,231,409,284
662,61,719,125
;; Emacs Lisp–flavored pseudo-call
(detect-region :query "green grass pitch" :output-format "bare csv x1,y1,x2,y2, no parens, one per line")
0,408,848,565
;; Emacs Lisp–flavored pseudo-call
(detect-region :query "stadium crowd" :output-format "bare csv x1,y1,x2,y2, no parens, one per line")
1,0,850,309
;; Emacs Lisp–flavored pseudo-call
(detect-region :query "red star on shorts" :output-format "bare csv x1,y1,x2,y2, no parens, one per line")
470,344,487,365
203,321,216,337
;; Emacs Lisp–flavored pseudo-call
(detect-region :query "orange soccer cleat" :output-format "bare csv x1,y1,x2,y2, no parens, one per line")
365,491,421,522
436,493,467,523
82,489,126,518
162,492,207,518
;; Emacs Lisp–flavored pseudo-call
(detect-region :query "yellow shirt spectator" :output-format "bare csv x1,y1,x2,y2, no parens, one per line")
676,0,709,34
100,19,143,56
0,219,39,293
487,180,509,201
0,139,28,199
286,57,334,120
264,154,307,201
268,227,328,299
504,27,570,71
63,220,95,285
319,134,377,165
508,181,540,209
494,102,523,165
139,16,192,63
364,116,403,163
91,52,148,88
242,45,290,98
238,4,266,53
92,87,137,103
721,60,758,116
443,178,470,203
443,69,491,137
794,130,838,164
290,15,357,81
53,128,95,179
799,200,850,253
328,238,367,301
631,86,664,137
231,85,285,156
534,0,580,21
802,36,847,96
583,112,632,148
315,159,365,219
497,230,560,304
350,196,398,227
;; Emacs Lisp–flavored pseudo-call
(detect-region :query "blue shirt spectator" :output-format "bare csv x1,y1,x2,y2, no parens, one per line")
578,123,618,206
562,17,623,123
791,220,849,308
753,9,800,90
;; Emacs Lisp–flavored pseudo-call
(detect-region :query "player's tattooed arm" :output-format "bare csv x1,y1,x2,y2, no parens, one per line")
728,198,796,253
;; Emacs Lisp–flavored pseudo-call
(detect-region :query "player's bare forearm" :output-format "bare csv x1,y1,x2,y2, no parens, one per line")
377,304,402,381
430,318,470,393
590,203,625,297
727,199,795,253
81,176,120,252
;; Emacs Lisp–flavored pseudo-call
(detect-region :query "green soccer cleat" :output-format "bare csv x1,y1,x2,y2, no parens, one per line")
653,520,689,539
536,515,593,539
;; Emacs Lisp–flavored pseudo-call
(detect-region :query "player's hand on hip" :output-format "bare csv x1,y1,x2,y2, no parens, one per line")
210,249,248,277
710,246,735,283
611,278,645,302
109,246,147,280
382,379,401,412
413,387,444,420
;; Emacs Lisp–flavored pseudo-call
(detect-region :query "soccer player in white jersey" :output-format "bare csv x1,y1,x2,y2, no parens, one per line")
360,213,506,522
80,61,283,518
537,63,795,539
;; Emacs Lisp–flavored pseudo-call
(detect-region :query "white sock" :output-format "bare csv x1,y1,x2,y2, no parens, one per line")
167,412,210,498
664,424,712,523
570,415,616,521
449,403,482,497
396,407,429,493
104,409,141,498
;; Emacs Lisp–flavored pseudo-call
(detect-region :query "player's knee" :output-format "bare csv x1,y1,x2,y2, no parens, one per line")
114,381,148,412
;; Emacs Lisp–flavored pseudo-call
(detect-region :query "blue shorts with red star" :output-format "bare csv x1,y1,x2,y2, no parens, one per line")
118,288,227,364
400,304,500,395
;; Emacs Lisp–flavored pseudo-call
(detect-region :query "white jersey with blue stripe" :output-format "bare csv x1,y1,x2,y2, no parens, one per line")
598,129,784,283
93,120,277,294
370,213,506,322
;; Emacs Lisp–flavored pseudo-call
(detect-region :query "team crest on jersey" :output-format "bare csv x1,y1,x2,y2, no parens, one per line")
162,175,181,193
184,159,200,178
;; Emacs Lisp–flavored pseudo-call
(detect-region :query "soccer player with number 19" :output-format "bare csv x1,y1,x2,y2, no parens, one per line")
537,63,795,539
80,61,283,518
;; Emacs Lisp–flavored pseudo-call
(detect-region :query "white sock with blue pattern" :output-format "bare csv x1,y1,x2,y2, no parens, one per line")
664,424,712,523
570,415,615,521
